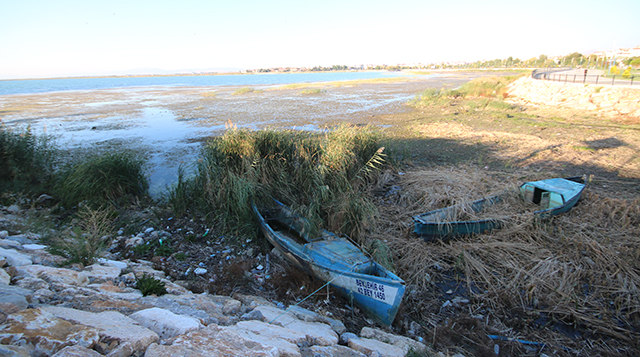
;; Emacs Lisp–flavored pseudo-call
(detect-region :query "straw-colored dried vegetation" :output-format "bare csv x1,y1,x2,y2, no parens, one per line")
366,78,640,355
370,168,639,356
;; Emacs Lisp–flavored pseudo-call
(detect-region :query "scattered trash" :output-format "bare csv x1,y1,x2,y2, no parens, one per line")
194,268,207,275
488,335,546,347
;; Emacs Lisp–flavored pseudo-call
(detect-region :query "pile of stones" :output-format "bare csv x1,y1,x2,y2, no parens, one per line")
0,208,441,357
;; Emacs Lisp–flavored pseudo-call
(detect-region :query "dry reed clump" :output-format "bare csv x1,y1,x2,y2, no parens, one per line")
370,167,640,353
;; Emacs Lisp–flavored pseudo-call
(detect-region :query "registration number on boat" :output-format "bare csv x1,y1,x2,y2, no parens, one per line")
356,279,387,301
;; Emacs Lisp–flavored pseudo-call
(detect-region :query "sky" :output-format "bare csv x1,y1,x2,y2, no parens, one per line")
1,0,639,79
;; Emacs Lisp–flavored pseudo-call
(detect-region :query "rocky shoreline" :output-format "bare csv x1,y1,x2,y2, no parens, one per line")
0,205,439,357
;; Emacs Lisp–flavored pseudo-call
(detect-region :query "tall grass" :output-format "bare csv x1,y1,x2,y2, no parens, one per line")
410,75,522,108
47,205,114,266
55,151,149,208
0,126,56,194
168,124,386,243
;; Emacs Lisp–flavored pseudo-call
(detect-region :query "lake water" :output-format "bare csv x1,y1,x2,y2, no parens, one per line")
0,71,414,95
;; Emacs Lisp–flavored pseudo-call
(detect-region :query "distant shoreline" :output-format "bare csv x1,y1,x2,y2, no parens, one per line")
0,68,534,82
0,70,377,82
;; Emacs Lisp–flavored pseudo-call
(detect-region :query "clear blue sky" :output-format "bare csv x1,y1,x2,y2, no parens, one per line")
1,0,638,79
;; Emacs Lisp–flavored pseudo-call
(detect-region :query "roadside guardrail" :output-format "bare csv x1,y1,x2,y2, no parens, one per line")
532,68,636,87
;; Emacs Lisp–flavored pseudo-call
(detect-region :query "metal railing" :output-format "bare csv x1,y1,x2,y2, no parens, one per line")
532,68,636,87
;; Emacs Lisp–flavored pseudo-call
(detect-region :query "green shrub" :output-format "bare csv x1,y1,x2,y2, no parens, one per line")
55,151,148,207
622,67,632,79
135,273,167,296
0,126,56,193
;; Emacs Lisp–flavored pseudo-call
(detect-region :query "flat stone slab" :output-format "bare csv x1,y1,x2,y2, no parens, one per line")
151,325,280,356
129,307,203,340
52,345,103,357
301,345,367,357
42,305,158,356
360,327,428,354
83,262,122,281
0,248,32,267
228,322,301,357
252,305,338,346
348,337,405,357
0,308,100,357
16,265,85,286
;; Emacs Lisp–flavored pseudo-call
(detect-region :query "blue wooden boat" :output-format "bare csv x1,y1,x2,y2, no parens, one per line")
413,176,586,241
252,198,405,326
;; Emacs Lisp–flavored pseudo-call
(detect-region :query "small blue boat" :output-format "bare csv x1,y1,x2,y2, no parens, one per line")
252,198,405,326
413,176,586,241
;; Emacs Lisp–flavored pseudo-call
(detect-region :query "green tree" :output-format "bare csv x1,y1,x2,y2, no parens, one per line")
630,58,640,69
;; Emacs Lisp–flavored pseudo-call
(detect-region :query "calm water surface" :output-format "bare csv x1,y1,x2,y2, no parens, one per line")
0,71,413,95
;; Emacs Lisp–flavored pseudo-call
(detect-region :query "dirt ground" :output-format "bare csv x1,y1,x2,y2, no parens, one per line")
2,71,639,356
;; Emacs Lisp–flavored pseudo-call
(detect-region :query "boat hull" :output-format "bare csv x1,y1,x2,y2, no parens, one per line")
413,176,585,241
253,199,405,325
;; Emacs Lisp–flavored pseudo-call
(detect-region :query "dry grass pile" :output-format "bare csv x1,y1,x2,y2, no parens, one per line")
370,166,640,354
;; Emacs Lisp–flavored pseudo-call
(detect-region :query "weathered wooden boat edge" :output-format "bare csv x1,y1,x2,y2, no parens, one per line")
413,176,586,241
252,198,405,326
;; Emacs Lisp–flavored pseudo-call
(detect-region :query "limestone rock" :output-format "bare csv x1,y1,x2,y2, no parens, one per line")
16,265,83,286
0,248,32,267
51,345,103,357
129,307,203,340
4,234,37,245
0,268,10,285
232,320,309,345
167,324,280,356
42,305,158,356
139,293,238,326
233,292,276,309
0,239,21,249
0,283,33,303
144,343,202,357
301,345,367,357
0,308,100,357
252,305,339,346
21,244,47,251
347,336,405,357
229,322,301,357
223,298,242,314
83,262,122,281
0,344,30,357
360,326,428,354
0,294,28,314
